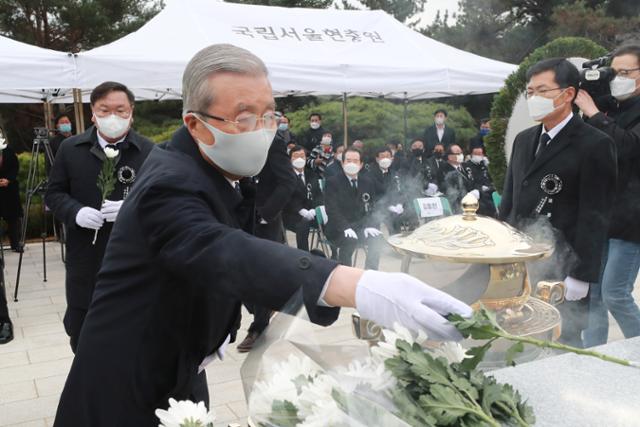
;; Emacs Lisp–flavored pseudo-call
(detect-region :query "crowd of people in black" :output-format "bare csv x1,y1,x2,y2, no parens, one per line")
1,44,640,360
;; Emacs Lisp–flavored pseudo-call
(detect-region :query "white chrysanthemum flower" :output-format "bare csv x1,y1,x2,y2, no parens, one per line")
371,323,428,364
431,342,471,364
0,140,7,151
299,397,352,427
104,145,119,159
333,358,396,392
155,398,215,427
297,372,340,418
249,374,300,417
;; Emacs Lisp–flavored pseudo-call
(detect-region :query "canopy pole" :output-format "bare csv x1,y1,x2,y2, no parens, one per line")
403,92,408,148
342,92,348,147
43,101,54,130
73,89,85,133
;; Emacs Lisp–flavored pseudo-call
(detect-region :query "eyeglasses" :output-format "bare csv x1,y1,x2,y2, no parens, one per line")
524,87,566,99
616,68,640,77
190,110,278,132
94,109,132,119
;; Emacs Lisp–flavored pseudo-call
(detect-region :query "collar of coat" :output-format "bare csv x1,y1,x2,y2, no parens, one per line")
72,126,146,151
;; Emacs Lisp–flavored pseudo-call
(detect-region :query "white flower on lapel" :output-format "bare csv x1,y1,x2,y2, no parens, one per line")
0,135,7,151
103,145,119,159
155,398,215,427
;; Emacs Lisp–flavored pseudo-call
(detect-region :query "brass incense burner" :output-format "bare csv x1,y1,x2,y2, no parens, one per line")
353,194,565,366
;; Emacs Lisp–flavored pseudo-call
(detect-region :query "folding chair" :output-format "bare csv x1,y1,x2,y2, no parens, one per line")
312,205,331,256
492,191,502,215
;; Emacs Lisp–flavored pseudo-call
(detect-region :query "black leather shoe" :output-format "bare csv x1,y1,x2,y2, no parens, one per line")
236,331,260,353
0,321,13,345
11,245,23,253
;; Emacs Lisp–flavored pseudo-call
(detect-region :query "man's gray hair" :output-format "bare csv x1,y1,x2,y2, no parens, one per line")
182,44,269,116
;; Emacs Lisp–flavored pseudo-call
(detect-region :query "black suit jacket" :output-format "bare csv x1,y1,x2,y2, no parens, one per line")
499,115,616,283
283,167,323,228
367,165,404,206
424,124,456,153
53,127,339,427
325,172,380,241
44,127,154,311
437,162,475,214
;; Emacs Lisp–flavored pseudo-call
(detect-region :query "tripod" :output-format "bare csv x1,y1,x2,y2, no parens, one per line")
13,129,54,302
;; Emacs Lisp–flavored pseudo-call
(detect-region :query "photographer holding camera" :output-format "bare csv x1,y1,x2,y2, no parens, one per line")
575,45,640,347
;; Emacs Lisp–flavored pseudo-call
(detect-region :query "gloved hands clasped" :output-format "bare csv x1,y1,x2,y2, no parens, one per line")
101,199,123,222
75,207,103,230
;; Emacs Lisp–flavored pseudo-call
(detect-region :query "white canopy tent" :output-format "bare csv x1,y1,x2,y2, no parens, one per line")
74,0,516,101
0,35,76,103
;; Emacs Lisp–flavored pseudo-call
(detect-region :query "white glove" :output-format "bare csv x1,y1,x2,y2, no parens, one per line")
101,199,123,222
388,205,403,215
481,185,490,192
75,207,104,230
259,218,268,225
298,208,316,221
344,228,358,239
468,189,480,200
564,276,589,301
394,204,404,215
425,183,438,196
356,270,473,341
364,227,382,238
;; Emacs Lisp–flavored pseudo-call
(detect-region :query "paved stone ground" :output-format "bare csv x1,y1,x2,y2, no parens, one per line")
0,236,636,427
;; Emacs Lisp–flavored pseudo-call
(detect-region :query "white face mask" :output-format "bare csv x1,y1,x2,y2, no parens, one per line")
455,154,464,164
321,137,332,145
193,115,276,177
310,122,320,130
343,162,360,176
471,155,484,164
291,158,306,169
610,76,638,101
435,117,445,125
94,113,130,139
527,90,565,121
378,158,392,169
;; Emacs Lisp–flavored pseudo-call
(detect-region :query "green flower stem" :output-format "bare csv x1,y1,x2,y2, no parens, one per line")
495,401,530,427
421,402,500,427
491,328,639,369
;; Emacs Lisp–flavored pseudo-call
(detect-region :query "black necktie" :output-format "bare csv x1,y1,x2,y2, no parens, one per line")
351,179,357,192
536,133,551,158
234,181,241,196
298,173,305,184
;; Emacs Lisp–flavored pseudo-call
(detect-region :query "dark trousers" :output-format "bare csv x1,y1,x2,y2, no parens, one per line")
189,371,210,407
0,268,9,322
285,218,314,252
333,231,383,270
1,218,20,249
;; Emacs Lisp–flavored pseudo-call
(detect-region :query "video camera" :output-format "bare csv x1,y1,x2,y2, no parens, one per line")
579,55,617,112
33,127,49,140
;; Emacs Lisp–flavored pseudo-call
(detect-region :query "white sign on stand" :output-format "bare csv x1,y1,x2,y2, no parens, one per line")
415,197,444,218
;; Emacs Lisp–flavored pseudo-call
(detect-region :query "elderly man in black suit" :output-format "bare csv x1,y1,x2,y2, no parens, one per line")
52,44,472,427
499,58,616,347
283,145,323,251
325,147,384,269
45,82,155,352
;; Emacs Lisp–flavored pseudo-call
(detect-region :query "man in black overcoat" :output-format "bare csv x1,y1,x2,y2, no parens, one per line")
283,145,323,251
499,58,616,347
45,82,154,352
52,44,472,427
423,108,456,154
325,147,384,269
